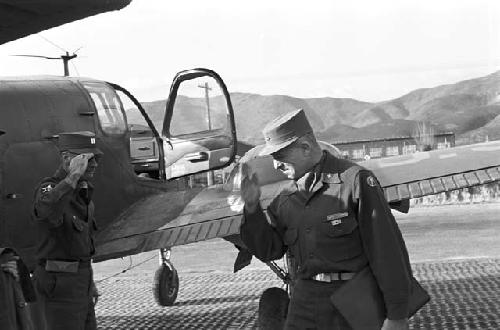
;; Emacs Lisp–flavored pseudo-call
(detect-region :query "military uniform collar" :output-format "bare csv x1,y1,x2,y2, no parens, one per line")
320,151,343,184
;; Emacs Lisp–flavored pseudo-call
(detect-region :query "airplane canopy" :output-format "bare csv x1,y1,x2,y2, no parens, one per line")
0,0,131,45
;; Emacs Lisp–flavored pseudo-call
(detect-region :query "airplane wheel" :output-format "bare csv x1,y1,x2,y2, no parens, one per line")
258,287,290,330
153,263,179,306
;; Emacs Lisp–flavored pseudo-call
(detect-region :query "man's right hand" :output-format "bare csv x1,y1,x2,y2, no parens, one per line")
68,153,93,177
240,163,261,213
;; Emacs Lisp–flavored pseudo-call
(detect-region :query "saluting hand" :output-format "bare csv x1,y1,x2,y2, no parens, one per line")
240,163,261,213
69,153,94,178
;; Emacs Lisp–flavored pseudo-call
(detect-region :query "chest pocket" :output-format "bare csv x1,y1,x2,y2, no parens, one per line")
316,211,363,262
322,213,358,237
67,215,91,258
283,228,298,246
72,216,85,232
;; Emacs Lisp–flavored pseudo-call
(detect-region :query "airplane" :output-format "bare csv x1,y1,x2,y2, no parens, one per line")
1,0,500,327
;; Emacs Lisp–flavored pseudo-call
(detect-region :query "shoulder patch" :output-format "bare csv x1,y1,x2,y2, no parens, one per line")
366,176,378,187
40,183,55,194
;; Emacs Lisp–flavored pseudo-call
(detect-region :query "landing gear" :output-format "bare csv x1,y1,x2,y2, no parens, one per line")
258,287,290,329
153,248,179,306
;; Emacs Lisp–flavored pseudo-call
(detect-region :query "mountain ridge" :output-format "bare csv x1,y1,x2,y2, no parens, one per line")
130,70,500,145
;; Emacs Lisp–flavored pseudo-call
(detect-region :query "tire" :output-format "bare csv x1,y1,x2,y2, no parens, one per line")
258,287,290,330
153,263,179,306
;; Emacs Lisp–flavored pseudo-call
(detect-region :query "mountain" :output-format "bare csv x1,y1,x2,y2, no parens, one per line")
131,71,500,145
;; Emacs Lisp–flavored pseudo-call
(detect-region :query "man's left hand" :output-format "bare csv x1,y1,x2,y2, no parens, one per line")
1,255,20,281
381,318,409,330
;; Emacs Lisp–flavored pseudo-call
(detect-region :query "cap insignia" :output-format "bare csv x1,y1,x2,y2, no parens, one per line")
367,176,378,187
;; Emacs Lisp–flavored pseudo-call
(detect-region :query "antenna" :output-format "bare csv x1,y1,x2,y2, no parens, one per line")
10,34,84,76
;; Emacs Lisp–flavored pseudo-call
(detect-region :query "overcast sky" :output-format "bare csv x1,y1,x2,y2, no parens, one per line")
0,0,499,102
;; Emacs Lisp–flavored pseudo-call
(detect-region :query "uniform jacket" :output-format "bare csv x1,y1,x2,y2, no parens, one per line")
240,151,412,320
32,167,97,262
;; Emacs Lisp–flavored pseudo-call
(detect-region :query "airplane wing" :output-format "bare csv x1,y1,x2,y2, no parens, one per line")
0,0,131,45
94,140,500,262
361,140,500,203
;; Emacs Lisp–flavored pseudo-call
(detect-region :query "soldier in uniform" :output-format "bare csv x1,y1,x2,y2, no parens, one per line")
32,131,102,330
1,130,35,330
240,109,412,330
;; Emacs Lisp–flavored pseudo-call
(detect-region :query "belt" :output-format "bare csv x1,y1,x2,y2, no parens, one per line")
39,259,91,273
312,272,356,282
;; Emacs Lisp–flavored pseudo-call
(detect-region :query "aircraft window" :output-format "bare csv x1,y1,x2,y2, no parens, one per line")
115,89,161,179
83,82,127,135
170,76,228,137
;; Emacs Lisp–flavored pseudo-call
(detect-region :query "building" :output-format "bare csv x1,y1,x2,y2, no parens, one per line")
331,132,455,161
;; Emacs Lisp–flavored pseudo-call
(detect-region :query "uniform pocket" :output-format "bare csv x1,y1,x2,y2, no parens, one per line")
283,228,298,246
67,215,91,258
72,216,85,232
323,214,358,237
34,267,56,298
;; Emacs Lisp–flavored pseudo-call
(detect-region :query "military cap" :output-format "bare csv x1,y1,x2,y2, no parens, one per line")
57,131,103,155
259,109,313,156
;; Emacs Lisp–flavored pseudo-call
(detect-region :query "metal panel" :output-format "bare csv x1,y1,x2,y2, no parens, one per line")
419,180,434,196
430,178,445,193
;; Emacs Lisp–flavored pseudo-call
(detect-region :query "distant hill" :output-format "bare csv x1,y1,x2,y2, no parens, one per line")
129,71,500,146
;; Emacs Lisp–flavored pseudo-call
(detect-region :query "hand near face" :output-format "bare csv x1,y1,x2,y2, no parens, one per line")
68,153,94,178
240,163,261,213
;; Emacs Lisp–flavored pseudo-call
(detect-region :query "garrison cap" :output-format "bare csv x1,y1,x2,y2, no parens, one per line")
57,131,103,155
259,109,313,156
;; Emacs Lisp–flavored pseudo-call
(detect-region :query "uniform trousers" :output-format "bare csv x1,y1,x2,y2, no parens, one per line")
285,278,352,330
33,265,96,330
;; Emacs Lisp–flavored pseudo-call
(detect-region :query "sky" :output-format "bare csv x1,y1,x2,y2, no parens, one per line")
0,0,499,103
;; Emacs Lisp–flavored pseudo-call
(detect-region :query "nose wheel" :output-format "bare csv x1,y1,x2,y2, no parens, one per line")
153,248,179,306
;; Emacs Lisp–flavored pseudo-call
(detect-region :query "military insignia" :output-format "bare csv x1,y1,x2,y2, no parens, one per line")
329,219,342,226
40,183,54,194
327,212,348,221
367,176,378,187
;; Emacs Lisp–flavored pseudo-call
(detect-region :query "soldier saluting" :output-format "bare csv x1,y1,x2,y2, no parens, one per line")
32,132,101,330
240,109,414,329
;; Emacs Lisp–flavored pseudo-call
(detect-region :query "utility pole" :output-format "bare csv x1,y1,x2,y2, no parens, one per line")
198,82,214,185
198,82,212,130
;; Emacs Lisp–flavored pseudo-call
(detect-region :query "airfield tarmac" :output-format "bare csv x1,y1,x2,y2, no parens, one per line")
93,203,500,329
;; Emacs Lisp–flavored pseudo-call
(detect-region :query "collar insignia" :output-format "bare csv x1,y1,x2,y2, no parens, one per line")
321,172,342,184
